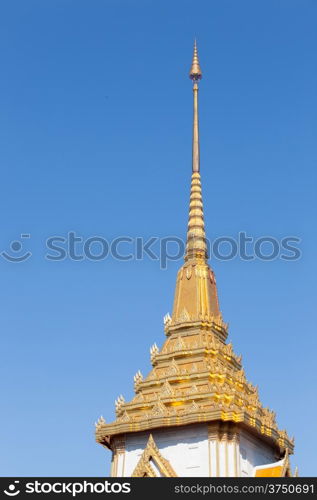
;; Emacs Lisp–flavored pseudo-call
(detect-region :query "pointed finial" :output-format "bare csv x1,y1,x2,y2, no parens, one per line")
189,39,202,80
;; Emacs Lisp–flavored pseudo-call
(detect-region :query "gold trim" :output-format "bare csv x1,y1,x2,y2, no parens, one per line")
97,406,293,456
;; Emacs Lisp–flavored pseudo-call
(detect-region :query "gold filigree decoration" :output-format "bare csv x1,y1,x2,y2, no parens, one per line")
188,400,199,412
151,400,167,416
160,380,174,396
118,411,130,423
133,393,145,404
177,308,190,323
166,359,179,376
187,384,198,394
174,335,187,351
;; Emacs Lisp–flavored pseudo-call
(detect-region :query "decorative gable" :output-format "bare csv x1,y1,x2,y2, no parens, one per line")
132,434,177,477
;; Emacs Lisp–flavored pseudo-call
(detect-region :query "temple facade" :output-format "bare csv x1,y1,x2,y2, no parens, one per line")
95,42,294,477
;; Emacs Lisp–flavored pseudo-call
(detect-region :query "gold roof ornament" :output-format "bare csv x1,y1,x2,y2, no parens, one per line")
189,39,202,80
95,43,294,461
131,434,177,477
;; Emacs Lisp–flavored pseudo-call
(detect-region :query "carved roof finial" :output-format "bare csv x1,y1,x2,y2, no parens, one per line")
189,39,202,80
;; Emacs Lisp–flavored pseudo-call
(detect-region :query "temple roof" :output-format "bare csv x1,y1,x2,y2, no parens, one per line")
96,318,293,455
95,42,294,458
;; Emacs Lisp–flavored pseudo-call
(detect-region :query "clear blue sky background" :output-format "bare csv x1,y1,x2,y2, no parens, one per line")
0,0,316,476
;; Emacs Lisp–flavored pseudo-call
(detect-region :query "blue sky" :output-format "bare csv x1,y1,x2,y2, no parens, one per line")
0,0,316,476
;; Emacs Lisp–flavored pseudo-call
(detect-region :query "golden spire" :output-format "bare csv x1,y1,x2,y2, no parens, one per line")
185,40,207,262
170,41,220,323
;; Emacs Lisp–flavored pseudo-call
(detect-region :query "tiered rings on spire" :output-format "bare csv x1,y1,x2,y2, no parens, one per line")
185,172,207,261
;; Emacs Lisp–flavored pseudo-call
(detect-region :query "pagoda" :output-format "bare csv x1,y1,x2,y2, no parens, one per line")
95,42,294,477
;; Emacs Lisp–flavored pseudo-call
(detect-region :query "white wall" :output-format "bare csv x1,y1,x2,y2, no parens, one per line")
114,425,277,477
124,424,209,477
239,431,276,477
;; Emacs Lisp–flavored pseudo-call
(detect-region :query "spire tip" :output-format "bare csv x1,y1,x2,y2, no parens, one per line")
189,39,202,80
